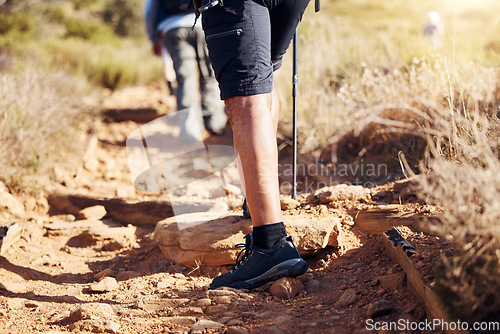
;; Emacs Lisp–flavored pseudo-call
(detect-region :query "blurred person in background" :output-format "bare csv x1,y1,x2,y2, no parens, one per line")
423,11,444,48
144,0,227,136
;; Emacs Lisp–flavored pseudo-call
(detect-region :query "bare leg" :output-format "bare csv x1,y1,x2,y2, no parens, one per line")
225,92,281,227
271,83,280,132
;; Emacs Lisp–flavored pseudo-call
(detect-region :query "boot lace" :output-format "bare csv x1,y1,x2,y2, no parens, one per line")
230,236,253,272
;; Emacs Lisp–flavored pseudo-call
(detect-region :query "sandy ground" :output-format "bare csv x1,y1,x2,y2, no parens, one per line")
0,86,447,334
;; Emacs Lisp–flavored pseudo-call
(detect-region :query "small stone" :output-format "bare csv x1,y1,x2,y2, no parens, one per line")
172,306,204,317
305,279,321,292
0,281,28,294
297,272,314,284
241,312,256,318
269,277,304,299
227,319,242,326
280,195,300,210
368,300,395,318
377,273,405,290
102,240,126,251
0,192,25,217
94,268,116,281
207,289,238,298
7,298,25,310
265,327,285,334
212,296,233,305
318,191,333,204
136,298,189,312
104,320,120,333
232,298,251,307
24,301,39,308
89,277,119,293
115,271,140,281
347,263,363,271
63,303,115,325
191,319,224,331
78,205,107,220
227,326,249,334
194,298,212,307
204,305,228,316
163,316,197,327
217,316,233,324
334,289,357,307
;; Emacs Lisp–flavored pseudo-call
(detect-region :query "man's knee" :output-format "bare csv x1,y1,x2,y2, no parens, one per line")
225,94,271,123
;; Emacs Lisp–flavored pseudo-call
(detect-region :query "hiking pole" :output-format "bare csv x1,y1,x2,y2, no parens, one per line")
292,1,320,200
292,28,298,200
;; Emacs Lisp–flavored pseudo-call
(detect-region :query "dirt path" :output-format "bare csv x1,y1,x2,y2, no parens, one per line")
0,86,440,334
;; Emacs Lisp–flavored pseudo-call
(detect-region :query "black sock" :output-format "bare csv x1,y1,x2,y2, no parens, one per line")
252,222,287,249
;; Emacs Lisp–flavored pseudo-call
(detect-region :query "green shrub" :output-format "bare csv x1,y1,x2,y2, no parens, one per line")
101,0,144,38
64,16,115,42
0,11,36,34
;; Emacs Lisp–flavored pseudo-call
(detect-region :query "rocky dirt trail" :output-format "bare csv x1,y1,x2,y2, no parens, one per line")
0,86,449,334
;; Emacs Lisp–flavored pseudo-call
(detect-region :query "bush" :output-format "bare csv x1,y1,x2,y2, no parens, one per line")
101,0,144,38
0,69,89,191
0,10,36,34
64,16,115,42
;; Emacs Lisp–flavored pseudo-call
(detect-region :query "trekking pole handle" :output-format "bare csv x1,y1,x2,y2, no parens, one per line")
199,0,223,12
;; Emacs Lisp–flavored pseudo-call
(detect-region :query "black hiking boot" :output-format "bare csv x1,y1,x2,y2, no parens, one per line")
242,198,251,219
210,234,308,290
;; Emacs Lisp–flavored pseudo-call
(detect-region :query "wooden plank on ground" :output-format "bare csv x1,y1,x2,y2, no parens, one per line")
354,205,429,233
382,229,467,334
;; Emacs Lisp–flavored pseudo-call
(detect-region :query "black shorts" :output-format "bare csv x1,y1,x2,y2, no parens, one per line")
201,0,310,100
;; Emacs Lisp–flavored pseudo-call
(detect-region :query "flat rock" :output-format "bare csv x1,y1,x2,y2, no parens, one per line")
0,281,28,294
136,298,189,312
104,321,120,333
227,326,249,334
89,277,119,293
270,277,304,299
163,316,197,327
191,319,224,331
154,213,344,265
0,223,23,256
62,303,115,324
172,306,204,317
0,192,25,217
194,298,212,307
368,299,395,318
78,205,107,220
334,288,357,307
313,185,371,204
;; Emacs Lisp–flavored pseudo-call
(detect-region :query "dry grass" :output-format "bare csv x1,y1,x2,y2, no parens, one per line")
415,88,500,322
0,68,90,192
272,0,500,323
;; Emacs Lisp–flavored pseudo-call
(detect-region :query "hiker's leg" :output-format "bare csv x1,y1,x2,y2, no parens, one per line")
225,93,281,227
202,0,310,289
271,83,279,131
164,27,204,129
193,27,227,134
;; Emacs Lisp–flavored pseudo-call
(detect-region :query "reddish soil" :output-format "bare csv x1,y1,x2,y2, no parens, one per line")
0,86,447,334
